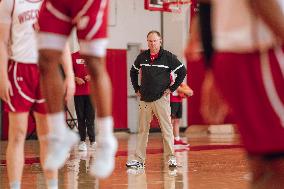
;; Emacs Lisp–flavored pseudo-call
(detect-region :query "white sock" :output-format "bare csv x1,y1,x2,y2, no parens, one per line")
48,112,67,136
96,116,114,139
175,136,180,141
47,179,58,189
10,181,20,189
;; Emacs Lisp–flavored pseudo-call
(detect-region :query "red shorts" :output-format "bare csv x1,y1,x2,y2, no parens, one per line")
38,0,108,57
212,46,284,155
4,61,47,114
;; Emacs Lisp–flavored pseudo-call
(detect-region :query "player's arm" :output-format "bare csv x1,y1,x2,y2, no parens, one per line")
198,1,214,68
0,0,13,102
184,16,202,61
0,24,10,81
249,0,284,40
61,43,75,102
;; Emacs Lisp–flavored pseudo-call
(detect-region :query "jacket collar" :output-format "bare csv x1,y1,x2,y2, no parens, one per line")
146,48,164,60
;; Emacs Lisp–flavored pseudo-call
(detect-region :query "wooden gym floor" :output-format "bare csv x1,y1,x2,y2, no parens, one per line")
0,130,250,189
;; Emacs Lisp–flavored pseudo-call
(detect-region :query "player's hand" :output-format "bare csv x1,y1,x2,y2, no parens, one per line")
75,77,85,85
64,75,75,102
84,75,91,82
0,77,13,103
200,71,229,124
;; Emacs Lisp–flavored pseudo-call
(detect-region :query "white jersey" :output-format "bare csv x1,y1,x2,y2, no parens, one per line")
0,0,42,64
212,0,283,52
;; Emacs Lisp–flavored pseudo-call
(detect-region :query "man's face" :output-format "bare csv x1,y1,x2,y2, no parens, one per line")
147,33,162,53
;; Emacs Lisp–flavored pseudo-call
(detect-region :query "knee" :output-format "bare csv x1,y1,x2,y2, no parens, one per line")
9,130,26,146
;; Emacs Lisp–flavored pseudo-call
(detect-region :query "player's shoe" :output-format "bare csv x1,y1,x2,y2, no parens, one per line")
168,156,178,167
44,129,79,170
126,160,145,169
89,136,118,178
78,141,87,151
174,139,190,148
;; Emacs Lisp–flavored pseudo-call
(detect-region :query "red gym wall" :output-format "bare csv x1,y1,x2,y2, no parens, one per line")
106,49,128,130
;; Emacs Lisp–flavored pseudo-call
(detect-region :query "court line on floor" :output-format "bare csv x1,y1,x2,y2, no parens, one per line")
0,144,243,166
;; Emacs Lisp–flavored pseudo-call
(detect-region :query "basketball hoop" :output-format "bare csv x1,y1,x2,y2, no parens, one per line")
145,0,191,13
163,0,191,13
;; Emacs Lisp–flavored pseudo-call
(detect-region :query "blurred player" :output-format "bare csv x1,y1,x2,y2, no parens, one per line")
0,0,74,188
188,0,284,188
37,0,117,178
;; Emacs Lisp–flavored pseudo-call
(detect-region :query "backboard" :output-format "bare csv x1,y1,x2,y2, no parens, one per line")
144,0,191,13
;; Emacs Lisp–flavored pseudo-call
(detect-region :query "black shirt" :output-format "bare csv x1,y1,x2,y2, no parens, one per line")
130,48,187,102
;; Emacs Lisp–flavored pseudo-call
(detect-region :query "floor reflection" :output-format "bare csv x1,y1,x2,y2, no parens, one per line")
63,149,98,189
126,135,190,189
0,132,249,189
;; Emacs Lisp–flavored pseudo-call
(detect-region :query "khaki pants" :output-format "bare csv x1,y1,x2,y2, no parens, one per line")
135,95,175,163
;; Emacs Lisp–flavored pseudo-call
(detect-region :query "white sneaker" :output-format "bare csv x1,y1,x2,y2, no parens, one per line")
44,129,79,170
89,136,118,178
168,156,178,167
89,142,96,151
78,141,87,151
126,160,145,169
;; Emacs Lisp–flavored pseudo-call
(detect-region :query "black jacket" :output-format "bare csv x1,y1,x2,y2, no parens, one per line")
130,48,187,102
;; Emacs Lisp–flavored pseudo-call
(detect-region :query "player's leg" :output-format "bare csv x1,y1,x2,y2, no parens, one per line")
81,55,114,141
4,62,31,188
38,48,79,171
75,0,117,178
82,56,112,117
82,55,117,178
6,112,28,189
38,49,65,113
172,118,180,139
37,1,79,171
170,102,180,139
34,112,58,189
74,95,88,151
171,102,188,146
